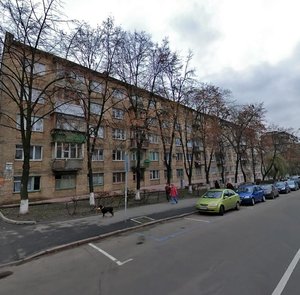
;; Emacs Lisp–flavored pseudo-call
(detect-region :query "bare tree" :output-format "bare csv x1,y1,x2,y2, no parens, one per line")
115,31,171,200
62,18,124,205
155,51,195,187
187,83,229,186
259,126,297,180
222,103,265,184
0,0,70,214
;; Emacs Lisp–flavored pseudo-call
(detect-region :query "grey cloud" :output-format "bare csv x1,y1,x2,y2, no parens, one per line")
204,45,300,129
169,2,220,52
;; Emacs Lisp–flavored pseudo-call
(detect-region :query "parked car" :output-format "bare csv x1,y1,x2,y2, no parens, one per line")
260,183,279,199
236,185,265,205
287,180,299,191
275,181,291,194
196,189,240,216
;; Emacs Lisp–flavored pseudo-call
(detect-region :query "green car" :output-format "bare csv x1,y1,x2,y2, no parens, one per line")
196,189,241,215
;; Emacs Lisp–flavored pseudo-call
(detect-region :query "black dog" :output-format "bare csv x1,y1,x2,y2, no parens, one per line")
98,205,114,217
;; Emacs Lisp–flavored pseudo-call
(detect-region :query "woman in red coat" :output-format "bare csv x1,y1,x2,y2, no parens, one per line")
170,184,178,204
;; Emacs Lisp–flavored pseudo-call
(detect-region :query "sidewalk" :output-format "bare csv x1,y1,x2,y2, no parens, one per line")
0,197,198,268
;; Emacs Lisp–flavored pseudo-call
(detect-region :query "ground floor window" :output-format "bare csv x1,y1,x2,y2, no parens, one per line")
113,172,125,183
176,169,184,178
13,176,41,192
55,174,76,190
150,170,160,180
93,173,104,186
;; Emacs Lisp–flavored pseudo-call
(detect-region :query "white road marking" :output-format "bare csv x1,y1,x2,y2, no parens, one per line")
88,243,133,266
272,248,300,295
184,217,211,223
131,216,155,224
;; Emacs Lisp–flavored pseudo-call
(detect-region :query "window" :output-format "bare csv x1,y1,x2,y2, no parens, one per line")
33,62,46,75
90,126,104,138
187,140,193,148
92,149,104,161
149,151,159,161
112,108,124,120
112,128,126,140
131,151,137,161
55,143,83,159
15,145,42,160
176,153,183,161
55,174,76,190
150,170,160,180
25,87,45,104
113,89,126,100
13,176,40,192
131,95,143,107
91,81,103,93
148,134,159,144
112,149,125,161
147,117,158,126
25,60,46,75
93,173,104,186
90,103,102,115
186,153,193,161
176,169,184,178
149,99,156,108
175,138,181,146
17,115,43,132
113,172,125,183
162,121,169,129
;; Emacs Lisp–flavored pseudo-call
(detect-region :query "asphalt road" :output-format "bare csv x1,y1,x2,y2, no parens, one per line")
2,191,300,294
0,203,195,266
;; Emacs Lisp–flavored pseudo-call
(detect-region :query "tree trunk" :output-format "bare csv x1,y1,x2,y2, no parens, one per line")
19,143,30,214
87,139,95,206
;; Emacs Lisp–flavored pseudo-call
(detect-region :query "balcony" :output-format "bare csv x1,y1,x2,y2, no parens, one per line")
52,159,83,172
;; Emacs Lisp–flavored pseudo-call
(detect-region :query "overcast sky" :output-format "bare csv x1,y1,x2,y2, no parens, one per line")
64,0,300,131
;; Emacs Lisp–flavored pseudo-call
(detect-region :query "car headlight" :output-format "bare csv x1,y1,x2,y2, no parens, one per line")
208,202,219,208
244,196,250,198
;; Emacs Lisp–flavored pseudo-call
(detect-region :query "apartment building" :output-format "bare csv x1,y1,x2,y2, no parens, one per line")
0,33,248,205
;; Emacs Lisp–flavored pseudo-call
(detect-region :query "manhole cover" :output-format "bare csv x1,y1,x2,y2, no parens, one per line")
131,216,155,224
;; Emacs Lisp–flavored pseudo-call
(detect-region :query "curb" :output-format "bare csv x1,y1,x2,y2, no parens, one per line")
0,211,36,225
0,210,198,269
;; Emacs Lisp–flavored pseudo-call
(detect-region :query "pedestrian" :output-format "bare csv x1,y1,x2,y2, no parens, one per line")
165,183,171,202
170,184,178,204
226,182,234,190
214,180,220,189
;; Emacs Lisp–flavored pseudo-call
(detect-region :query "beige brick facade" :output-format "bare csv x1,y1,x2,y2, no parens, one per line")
0,34,253,205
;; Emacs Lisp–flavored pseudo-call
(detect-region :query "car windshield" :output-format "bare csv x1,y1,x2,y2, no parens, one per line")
276,182,284,187
261,184,271,189
287,180,295,185
203,191,223,199
237,186,253,193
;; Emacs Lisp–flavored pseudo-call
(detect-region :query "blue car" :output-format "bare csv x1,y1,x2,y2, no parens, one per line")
237,185,266,205
275,181,291,194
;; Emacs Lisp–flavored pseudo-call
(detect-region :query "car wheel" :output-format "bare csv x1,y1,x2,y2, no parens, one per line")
235,202,240,210
251,198,255,206
262,195,266,202
219,205,225,216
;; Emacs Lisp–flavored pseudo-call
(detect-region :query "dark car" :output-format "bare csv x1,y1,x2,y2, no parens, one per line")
287,180,299,191
275,181,291,194
237,185,266,205
260,184,279,199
